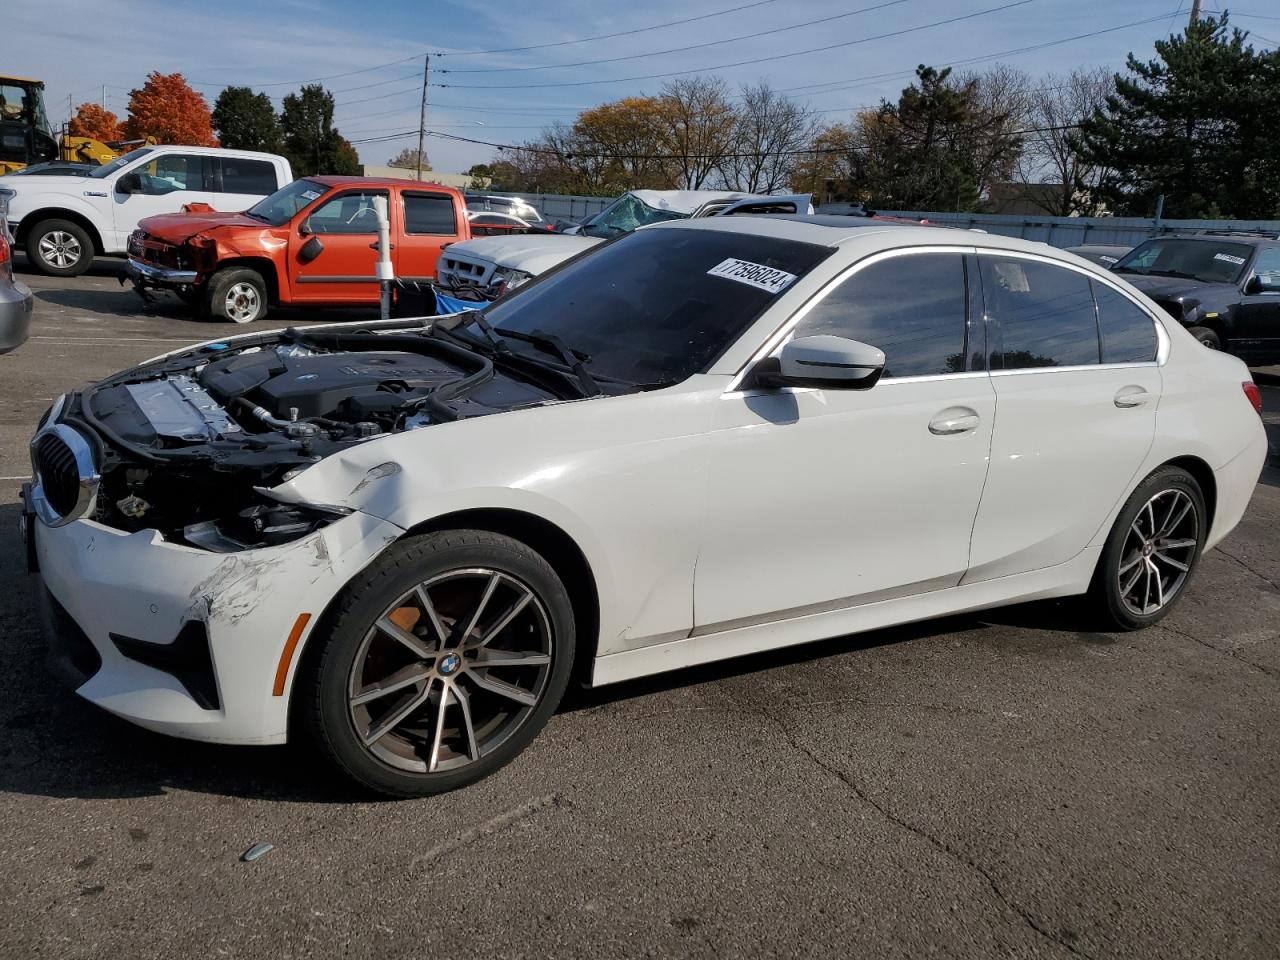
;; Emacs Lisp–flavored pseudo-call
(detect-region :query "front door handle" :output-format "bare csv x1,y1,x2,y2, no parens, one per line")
1114,385,1152,408
929,407,981,435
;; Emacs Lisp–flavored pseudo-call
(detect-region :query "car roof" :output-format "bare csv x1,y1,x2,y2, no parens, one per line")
646,214,1129,265
146,145,284,160
1142,233,1278,246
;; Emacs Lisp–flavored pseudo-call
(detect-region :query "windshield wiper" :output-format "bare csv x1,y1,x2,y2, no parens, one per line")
496,327,602,397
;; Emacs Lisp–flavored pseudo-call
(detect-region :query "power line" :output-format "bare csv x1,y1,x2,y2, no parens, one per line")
442,0,788,57
436,0,1040,89
781,12,1177,96
411,122,1083,159
439,0,914,75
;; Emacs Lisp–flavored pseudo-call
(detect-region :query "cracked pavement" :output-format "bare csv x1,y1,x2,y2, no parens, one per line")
0,261,1278,959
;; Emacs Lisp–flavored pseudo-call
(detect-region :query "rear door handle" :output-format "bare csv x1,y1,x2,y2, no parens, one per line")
1114,386,1152,408
929,407,981,435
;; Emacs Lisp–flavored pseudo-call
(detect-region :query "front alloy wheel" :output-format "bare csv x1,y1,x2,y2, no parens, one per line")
302,531,575,797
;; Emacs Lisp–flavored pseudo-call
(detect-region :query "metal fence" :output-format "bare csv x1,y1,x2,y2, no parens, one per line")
871,210,1280,249
486,192,613,221
485,192,1280,248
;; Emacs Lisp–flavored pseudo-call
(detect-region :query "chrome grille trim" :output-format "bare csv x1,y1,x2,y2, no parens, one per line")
30,423,100,527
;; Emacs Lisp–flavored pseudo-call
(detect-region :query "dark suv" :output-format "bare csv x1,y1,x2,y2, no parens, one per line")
1112,232,1280,364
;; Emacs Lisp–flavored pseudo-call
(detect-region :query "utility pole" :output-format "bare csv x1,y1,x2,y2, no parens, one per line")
1189,0,1201,26
416,55,430,182
101,85,106,110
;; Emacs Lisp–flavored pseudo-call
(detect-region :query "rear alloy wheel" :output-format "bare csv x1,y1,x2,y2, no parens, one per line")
1089,466,1206,630
303,531,575,797
205,267,268,324
27,219,94,277
1187,325,1221,350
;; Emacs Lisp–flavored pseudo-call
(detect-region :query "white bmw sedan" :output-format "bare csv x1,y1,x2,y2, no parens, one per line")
24,217,1267,796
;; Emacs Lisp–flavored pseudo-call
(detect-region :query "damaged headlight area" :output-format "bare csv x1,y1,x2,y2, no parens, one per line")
182,495,351,553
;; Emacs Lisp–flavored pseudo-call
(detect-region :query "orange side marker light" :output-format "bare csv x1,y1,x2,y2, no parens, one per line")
272,613,313,697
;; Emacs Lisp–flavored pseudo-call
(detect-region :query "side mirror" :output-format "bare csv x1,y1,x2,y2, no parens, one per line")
298,218,313,236
116,172,142,195
298,235,324,264
748,335,886,390
1246,274,1277,295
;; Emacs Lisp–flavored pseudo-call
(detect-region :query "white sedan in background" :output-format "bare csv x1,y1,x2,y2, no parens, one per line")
25,217,1267,796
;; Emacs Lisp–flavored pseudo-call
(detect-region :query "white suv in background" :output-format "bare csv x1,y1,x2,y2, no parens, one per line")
1,145,292,276
438,189,812,297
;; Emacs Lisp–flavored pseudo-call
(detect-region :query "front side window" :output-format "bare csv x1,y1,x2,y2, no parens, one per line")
220,158,277,195
982,256,1100,369
1114,238,1253,285
792,252,969,378
305,190,388,234
1093,282,1157,363
404,193,458,235
478,228,833,385
1250,247,1280,292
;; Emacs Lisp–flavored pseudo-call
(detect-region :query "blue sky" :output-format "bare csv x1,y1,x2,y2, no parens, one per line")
10,0,1275,173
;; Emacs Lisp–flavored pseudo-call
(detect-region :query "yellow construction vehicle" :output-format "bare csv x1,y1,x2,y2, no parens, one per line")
0,75,154,174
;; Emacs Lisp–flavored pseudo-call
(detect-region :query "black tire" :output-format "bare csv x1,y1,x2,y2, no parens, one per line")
299,530,576,798
204,267,268,324
1087,465,1207,631
1187,325,1221,350
26,219,95,277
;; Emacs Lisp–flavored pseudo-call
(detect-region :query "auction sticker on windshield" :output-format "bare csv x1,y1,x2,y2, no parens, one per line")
1214,252,1247,265
707,258,798,294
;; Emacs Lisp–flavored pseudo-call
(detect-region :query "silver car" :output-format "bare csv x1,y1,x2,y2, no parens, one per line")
0,186,33,354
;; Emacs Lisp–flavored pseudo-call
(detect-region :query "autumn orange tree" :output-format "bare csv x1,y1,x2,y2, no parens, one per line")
123,72,218,146
68,103,123,142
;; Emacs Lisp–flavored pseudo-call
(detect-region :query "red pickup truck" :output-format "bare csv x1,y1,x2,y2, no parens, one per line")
124,176,471,323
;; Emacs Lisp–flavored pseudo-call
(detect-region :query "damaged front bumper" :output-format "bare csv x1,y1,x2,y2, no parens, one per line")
123,256,199,291
27,505,404,744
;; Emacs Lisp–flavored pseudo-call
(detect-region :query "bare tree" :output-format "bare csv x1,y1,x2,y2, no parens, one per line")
963,64,1034,200
1016,68,1114,215
658,76,737,189
719,83,817,193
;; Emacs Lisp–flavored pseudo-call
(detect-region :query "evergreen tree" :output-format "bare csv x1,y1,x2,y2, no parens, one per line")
212,87,281,153
279,84,360,176
1076,14,1280,218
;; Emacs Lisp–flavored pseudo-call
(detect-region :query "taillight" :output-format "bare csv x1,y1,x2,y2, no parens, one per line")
0,233,9,265
1243,381,1262,416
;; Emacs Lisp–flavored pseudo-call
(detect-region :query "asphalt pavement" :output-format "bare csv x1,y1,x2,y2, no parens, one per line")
1,256,1278,960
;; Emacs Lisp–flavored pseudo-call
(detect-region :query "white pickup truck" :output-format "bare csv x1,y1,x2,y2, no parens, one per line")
438,189,812,298
1,145,292,276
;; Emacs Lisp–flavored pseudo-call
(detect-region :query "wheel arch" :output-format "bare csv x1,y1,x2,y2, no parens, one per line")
288,506,603,732
1161,454,1217,531
211,258,281,305
17,207,104,253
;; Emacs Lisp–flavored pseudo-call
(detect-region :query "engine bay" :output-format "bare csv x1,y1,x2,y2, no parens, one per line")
65,324,570,543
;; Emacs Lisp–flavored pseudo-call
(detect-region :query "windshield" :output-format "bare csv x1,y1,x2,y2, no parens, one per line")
475,227,833,385
580,193,690,239
90,147,153,179
1114,238,1254,284
246,179,331,226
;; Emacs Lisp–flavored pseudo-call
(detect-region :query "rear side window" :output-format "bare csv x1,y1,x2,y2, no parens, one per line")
981,256,1100,368
1092,282,1157,363
143,153,212,193
405,193,458,235
219,158,277,195
793,252,969,378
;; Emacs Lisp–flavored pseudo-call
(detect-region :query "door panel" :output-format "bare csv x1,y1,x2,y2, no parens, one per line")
965,253,1160,582
695,377,996,630
111,153,215,247
288,189,387,304
693,248,993,632
398,191,463,282
1233,248,1280,362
